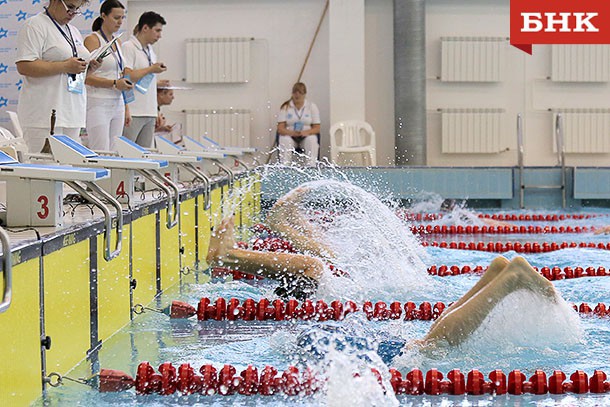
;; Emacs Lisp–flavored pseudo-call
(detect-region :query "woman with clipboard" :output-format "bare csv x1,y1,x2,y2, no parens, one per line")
84,0,133,151
15,0,101,153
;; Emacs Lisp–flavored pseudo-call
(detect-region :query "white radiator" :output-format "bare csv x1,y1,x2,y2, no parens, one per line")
553,109,610,153
185,109,251,148
440,37,505,82
185,37,251,83
551,45,610,82
441,108,506,153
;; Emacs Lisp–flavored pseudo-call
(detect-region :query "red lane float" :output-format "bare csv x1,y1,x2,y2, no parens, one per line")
428,265,610,280
101,363,610,396
395,212,603,222
421,241,610,253
410,224,598,235
161,298,610,321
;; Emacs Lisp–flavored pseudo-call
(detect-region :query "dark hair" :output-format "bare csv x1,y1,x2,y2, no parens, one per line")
440,199,457,212
280,82,307,110
135,11,166,33
91,0,125,32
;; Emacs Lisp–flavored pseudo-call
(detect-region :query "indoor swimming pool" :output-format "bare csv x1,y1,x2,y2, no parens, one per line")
36,179,610,406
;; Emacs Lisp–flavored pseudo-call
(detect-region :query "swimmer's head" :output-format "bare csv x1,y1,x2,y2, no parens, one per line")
440,199,456,212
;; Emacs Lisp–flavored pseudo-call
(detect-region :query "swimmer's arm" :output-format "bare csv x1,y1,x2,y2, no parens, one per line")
223,248,324,280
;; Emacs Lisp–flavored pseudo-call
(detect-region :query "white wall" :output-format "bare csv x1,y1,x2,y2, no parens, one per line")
426,0,610,167
125,0,396,165
126,0,609,168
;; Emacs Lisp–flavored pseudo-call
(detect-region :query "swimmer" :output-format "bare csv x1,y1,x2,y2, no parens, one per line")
439,199,515,228
297,256,563,362
207,185,339,298
419,256,558,349
593,225,610,235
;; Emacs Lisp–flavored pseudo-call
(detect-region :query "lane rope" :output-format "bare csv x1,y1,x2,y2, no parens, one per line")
137,297,610,321
95,363,610,396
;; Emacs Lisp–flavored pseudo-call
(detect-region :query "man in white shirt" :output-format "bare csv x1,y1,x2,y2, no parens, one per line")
121,11,167,148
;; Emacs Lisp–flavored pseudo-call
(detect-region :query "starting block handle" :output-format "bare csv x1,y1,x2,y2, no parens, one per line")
182,163,211,210
212,159,234,186
0,227,13,313
138,169,180,229
235,158,250,171
66,181,123,261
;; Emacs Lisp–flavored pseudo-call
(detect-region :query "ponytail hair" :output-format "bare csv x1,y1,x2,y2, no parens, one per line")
280,82,307,110
92,0,125,32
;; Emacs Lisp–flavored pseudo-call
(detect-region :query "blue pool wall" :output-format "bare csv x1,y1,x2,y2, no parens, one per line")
261,166,610,209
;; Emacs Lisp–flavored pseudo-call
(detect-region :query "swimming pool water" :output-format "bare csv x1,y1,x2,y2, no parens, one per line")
37,208,610,407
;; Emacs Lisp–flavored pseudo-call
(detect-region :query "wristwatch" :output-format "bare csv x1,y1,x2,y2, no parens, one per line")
112,79,117,89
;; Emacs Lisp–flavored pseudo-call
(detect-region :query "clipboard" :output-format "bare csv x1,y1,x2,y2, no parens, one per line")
89,32,123,62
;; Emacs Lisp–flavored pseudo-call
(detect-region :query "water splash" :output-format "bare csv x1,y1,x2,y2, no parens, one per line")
264,178,433,302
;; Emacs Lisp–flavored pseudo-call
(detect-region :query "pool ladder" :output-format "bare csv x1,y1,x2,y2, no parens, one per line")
517,113,566,209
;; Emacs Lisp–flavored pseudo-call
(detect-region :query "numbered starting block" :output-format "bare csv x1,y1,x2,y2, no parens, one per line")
48,135,180,228
116,137,211,186
0,150,109,227
183,136,257,170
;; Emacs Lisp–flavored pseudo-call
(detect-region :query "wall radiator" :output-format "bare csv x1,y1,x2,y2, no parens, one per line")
185,37,252,83
551,45,610,83
440,37,505,82
184,109,251,148
553,109,610,153
441,108,506,154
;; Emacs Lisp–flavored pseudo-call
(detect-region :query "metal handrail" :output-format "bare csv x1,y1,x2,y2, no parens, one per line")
0,226,12,313
212,159,234,186
517,114,525,208
66,181,123,261
138,169,180,229
555,114,567,208
182,163,212,210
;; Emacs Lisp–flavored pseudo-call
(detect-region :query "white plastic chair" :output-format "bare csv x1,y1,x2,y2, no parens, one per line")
6,111,24,139
329,120,376,166
0,126,27,153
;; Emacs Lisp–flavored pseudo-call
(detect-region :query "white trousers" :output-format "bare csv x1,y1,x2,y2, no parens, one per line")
278,135,319,166
86,97,125,151
23,127,81,153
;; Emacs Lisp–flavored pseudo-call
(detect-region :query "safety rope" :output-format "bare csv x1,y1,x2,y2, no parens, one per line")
95,363,610,396
396,212,604,222
212,265,610,282
410,224,598,235
139,298,609,321
421,240,610,252
428,264,610,280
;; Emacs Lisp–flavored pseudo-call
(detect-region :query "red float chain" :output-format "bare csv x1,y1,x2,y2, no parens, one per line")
98,363,610,396
395,212,603,222
421,240,610,253
213,265,610,283
410,224,597,235
428,265,610,280
164,298,610,321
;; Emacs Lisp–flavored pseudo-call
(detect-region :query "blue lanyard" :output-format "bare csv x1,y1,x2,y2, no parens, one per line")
141,45,152,66
99,30,123,72
45,8,77,58
294,104,306,121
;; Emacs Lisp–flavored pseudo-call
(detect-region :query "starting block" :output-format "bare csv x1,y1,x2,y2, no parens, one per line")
48,135,180,228
155,136,237,184
0,150,123,260
0,150,108,227
184,136,258,169
116,137,213,209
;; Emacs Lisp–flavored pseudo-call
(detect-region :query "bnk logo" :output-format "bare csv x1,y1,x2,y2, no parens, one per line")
510,0,610,54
